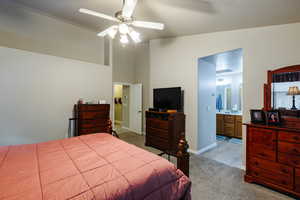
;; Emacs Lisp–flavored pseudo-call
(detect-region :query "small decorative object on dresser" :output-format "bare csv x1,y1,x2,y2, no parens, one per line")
266,110,281,125
287,86,300,110
250,109,266,124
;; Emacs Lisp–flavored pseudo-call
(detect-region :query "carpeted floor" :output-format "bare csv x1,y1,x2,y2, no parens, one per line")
119,132,295,200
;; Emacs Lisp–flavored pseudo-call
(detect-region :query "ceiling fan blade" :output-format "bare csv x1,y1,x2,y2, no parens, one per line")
97,26,118,37
79,8,119,22
122,0,138,18
132,21,164,30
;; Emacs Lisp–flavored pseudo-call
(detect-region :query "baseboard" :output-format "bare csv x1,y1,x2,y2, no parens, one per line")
121,126,142,135
188,149,201,155
188,142,217,155
114,120,122,125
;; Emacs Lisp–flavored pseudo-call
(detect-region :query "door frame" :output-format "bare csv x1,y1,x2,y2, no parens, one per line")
112,82,143,134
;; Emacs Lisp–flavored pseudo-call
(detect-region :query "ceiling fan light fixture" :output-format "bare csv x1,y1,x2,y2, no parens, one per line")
119,23,129,34
108,27,118,39
79,0,164,44
120,34,129,44
129,29,141,43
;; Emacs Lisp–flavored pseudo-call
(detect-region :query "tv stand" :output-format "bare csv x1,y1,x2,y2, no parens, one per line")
145,111,189,176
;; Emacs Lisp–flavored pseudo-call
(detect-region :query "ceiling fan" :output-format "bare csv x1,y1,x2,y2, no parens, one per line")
79,0,165,44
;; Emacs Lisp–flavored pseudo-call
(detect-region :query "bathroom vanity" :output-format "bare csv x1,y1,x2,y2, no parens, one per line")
217,112,242,139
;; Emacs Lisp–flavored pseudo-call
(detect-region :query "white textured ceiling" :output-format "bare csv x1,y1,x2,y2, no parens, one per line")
11,0,300,40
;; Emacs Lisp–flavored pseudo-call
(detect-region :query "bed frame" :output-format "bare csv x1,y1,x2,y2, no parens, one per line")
107,119,190,177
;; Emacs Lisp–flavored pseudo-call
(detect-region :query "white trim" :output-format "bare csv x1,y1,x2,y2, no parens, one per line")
241,165,246,171
188,149,201,155
188,142,217,155
121,126,141,135
115,120,122,124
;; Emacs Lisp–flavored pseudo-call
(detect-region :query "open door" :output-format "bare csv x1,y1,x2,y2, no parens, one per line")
129,83,142,134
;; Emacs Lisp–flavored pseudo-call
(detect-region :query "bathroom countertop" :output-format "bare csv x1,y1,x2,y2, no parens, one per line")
216,111,242,116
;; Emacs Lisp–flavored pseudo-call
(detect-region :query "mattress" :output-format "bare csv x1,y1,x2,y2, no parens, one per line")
0,133,191,200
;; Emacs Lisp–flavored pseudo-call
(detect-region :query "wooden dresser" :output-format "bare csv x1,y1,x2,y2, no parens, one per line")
74,104,111,136
145,111,190,176
145,111,185,155
245,123,300,197
217,114,242,139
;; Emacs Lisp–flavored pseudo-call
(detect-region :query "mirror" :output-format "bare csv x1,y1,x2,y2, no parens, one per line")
272,81,300,110
216,83,242,113
264,66,300,118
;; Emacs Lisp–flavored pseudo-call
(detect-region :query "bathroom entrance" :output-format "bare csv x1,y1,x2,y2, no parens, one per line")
198,48,243,169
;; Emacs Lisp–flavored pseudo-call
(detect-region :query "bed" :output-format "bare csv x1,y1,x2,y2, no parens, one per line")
0,133,191,200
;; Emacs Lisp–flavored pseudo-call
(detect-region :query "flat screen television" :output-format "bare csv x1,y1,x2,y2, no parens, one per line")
153,87,183,111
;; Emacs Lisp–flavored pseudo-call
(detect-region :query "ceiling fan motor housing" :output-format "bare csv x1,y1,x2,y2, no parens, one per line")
115,10,132,22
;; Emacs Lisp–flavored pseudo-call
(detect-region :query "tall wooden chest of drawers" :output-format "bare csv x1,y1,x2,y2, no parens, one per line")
145,111,185,154
74,104,110,136
245,123,300,198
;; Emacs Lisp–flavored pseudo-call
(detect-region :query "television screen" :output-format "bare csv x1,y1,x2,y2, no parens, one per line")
153,87,182,111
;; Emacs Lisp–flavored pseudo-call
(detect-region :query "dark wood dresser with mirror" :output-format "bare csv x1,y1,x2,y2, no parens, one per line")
245,65,300,198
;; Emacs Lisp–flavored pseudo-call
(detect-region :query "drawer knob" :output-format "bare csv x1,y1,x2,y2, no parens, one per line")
259,153,266,157
292,149,299,153
293,136,300,141
293,160,299,165
281,180,287,185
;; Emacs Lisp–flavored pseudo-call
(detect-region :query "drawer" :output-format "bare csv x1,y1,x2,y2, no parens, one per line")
224,123,234,128
146,127,169,140
224,115,235,123
78,104,109,111
250,157,293,176
250,144,276,161
278,131,300,144
224,124,235,136
80,111,109,119
235,115,242,123
278,152,300,168
146,119,169,130
295,168,300,192
80,120,108,128
248,127,276,150
80,127,107,135
145,135,170,151
278,141,300,155
250,166,293,189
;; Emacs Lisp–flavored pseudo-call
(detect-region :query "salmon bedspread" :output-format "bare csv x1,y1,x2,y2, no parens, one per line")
0,133,191,200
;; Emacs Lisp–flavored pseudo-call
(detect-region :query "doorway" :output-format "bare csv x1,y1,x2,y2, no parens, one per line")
113,83,143,135
198,48,243,169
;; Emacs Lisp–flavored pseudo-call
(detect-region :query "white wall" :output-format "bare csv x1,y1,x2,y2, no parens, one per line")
135,42,150,132
0,46,112,146
0,0,105,65
112,42,136,83
149,23,300,160
112,42,150,133
198,59,217,151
